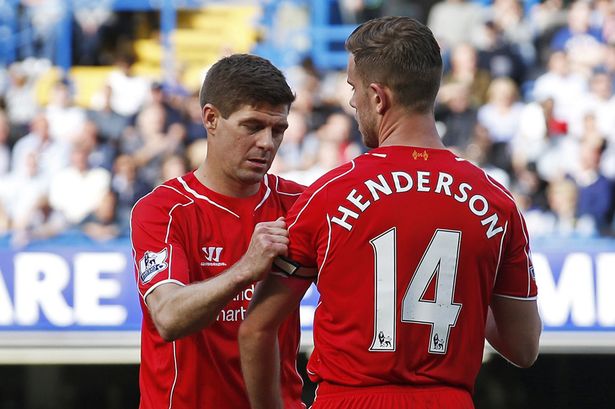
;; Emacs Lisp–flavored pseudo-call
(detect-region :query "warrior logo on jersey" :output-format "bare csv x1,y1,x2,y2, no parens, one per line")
139,248,168,283
201,246,227,267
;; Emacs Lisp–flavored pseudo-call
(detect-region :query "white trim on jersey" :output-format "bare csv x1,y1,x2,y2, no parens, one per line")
492,293,538,301
254,175,272,212
169,341,179,409
367,152,387,158
177,176,241,218
493,221,509,290
317,215,333,282
288,161,356,231
143,279,186,305
273,174,302,196
481,170,534,298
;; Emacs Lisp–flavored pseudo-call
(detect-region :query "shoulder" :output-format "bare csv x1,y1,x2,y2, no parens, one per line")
131,179,194,223
267,174,306,196
454,158,519,209
287,161,357,217
310,160,357,193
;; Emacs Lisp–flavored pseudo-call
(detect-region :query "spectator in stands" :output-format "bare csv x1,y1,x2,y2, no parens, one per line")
119,104,185,187
539,178,597,237
315,111,362,164
10,196,68,248
550,0,606,75
573,137,614,235
45,79,87,144
87,84,130,143
600,43,615,79
567,70,615,140
528,0,568,65
477,77,524,171
487,0,536,68
18,0,65,61
427,0,485,53
4,61,40,139
511,162,549,212
48,142,111,226
0,152,48,239
441,43,492,107
280,138,346,186
147,81,183,131
157,153,188,185
463,124,511,187
0,110,10,176
10,112,70,183
532,50,587,129
72,0,114,65
476,20,527,85
512,96,558,170
79,120,116,171
271,109,318,174
110,154,151,228
185,138,208,170
380,0,438,24
182,91,207,144
80,190,121,241
435,82,478,153
106,53,150,118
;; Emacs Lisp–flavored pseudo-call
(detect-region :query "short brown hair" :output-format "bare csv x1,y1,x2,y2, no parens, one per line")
345,16,442,113
199,54,295,117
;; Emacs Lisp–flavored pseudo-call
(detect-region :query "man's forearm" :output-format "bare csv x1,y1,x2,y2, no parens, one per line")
148,262,253,341
239,326,283,409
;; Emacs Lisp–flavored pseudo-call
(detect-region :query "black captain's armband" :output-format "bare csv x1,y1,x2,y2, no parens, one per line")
273,256,318,279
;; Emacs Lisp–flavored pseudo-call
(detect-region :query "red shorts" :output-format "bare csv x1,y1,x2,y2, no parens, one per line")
311,383,474,409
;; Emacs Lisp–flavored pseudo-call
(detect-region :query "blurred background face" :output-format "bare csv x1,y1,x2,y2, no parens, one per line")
590,73,612,100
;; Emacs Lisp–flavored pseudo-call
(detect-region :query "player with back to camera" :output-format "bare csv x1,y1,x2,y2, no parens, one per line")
131,54,306,409
239,17,542,409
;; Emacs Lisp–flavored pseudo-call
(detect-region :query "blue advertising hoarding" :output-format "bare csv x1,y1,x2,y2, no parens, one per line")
0,238,614,362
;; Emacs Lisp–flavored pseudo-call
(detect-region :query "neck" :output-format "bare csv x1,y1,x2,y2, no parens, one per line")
194,161,261,198
378,108,445,149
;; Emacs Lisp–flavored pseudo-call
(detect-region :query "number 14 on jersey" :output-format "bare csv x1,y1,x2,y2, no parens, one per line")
369,228,463,354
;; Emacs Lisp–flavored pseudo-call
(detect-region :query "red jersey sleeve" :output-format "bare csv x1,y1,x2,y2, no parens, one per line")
285,164,353,268
131,186,193,301
493,204,538,299
285,189,322,268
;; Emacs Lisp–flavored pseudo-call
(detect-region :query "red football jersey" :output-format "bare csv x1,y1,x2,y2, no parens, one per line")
131,172,305,409
286,146,537,394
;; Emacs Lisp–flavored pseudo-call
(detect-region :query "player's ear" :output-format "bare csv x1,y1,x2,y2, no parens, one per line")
202,103,219,132
370,83,390,115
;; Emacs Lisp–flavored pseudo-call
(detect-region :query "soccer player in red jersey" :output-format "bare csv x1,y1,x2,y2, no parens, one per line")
131,54,305,409
239,17,542,409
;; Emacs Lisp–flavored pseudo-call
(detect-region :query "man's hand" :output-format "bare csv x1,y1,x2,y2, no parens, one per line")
236,217,289,283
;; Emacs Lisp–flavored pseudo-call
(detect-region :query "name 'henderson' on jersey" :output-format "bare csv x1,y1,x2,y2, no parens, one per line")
329,151,504,239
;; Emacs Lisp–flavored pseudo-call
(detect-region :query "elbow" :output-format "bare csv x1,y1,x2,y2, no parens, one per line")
512,347,539,368
238,317,276,350
157,327,180,343
238,318,255,347
511,333,541,368
152,311,183,342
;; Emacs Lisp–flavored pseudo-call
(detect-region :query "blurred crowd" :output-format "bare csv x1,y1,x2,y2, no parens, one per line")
0,0,614,248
